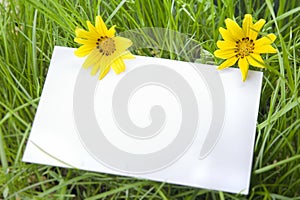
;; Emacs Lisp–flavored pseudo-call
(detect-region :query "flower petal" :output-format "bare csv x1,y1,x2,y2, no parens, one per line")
99,65,111,80
90,55,104,75
82,48,101,68
75,28,98,40
97,53,113,71
111,59,121,73
217,40,236,50
242,14,253,37
74,45,94,57
113,36,133,54
120,51,135,59
214,49,236,59
86,21,100,37
217,56,238,70
250,19,266,40
107,25,116,37
255,34,276,47
225,18,245,40
74,37,96,45
254,45,277,54
95,16,108,35
91,37,132,75
98,53,131,80
238,57,249,81
219,27,236,42
248,54,265,68
112,57,126,74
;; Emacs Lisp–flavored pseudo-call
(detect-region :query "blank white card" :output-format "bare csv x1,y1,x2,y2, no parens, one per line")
23,46,263,194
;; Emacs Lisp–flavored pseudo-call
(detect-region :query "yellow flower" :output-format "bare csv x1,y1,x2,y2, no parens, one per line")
214,14,277,81
74,16,134,80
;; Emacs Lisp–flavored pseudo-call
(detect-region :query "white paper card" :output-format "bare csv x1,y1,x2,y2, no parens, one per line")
23,46,263,194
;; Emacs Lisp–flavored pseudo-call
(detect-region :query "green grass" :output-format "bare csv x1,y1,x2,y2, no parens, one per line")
0,0,300,199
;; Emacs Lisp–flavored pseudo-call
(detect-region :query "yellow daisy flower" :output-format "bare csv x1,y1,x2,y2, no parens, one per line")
214,14,277,81
74,16,134,80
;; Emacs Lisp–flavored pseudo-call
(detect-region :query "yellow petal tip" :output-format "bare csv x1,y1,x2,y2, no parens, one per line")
74,49,82,57
242,74,247,82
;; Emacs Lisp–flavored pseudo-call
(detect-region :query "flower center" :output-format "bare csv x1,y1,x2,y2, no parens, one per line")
96,36,116,56
235,37,255,59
